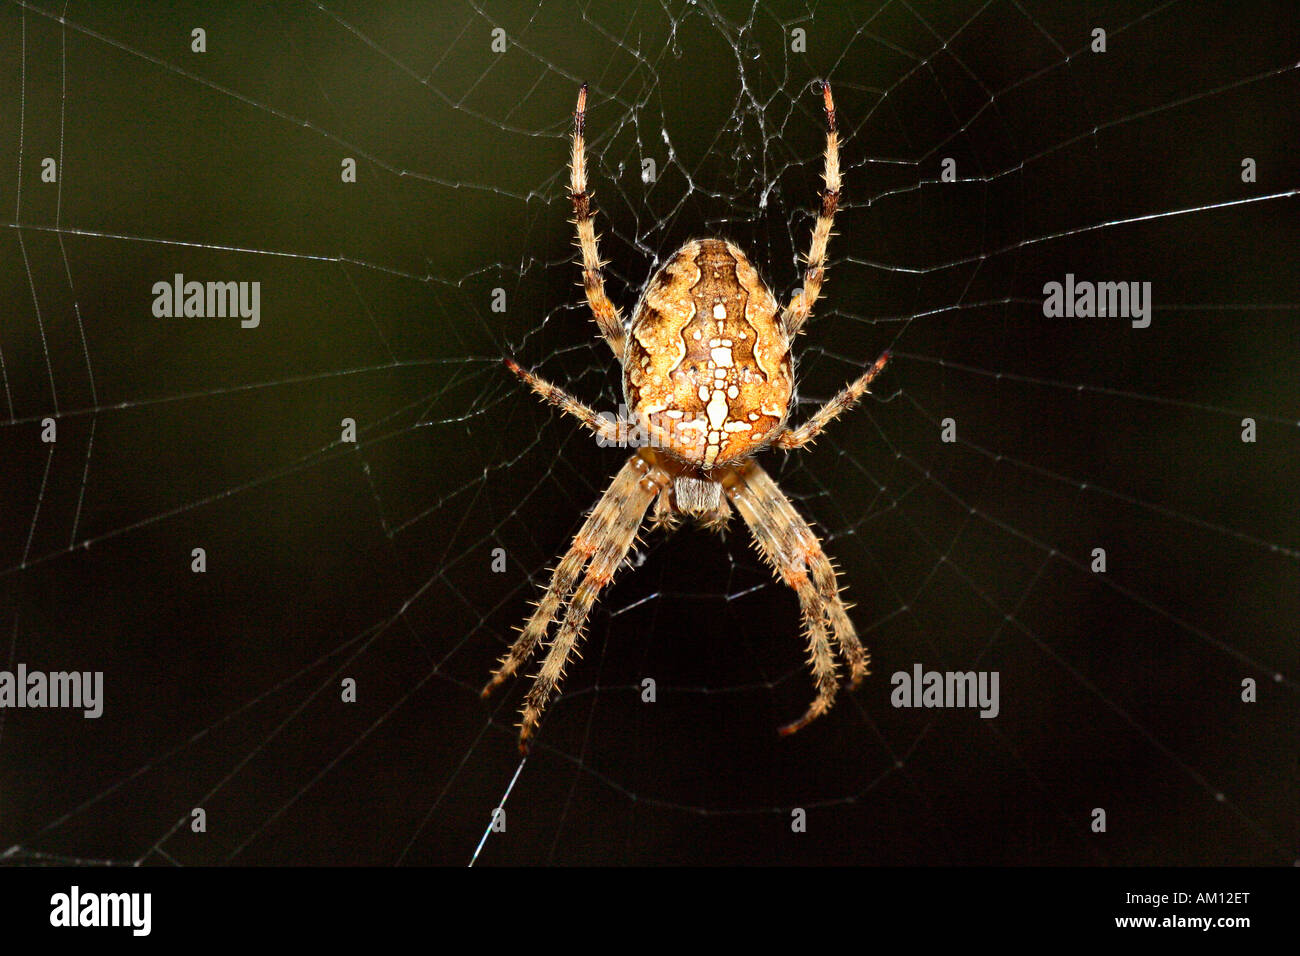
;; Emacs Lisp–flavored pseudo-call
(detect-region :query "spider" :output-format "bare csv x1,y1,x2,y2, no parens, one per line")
484,81,890,754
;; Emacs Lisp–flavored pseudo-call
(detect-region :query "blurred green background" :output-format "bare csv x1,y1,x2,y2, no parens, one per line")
0,0,1296,864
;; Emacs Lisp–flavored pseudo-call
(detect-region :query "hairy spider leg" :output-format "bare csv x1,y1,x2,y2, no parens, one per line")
503,358,623,445
724,460,869,735
484,455,663,754
570,83,627,357
781,80,841,340
776,351,890,450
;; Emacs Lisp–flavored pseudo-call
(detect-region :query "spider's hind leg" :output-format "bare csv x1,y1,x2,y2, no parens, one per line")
569,83,626,357
780,80,841,340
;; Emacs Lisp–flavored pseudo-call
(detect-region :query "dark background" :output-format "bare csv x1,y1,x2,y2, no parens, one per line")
0,0,1296,865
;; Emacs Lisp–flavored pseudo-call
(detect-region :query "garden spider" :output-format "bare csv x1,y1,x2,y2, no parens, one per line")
485,81,890,753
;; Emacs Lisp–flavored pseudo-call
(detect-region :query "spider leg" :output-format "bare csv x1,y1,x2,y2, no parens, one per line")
485,455,663,753
505,358,624,445
516,455,662,753
723,460,867,735
780,81,841,340
775,351,890,450
570,83,627,357
483,456,654,702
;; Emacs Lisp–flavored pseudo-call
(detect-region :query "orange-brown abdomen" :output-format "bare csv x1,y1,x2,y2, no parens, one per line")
624,239,792,470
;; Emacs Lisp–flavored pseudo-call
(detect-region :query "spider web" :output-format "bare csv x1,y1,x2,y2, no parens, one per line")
0,0,1296,867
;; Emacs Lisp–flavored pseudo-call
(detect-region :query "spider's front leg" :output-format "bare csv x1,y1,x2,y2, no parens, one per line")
723,460,868,735
484,454,664,754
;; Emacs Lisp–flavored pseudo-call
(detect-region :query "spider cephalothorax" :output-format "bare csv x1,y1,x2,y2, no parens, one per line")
486,82,890,753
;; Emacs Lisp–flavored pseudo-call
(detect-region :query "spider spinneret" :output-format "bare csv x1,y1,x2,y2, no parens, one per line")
485,80,890,753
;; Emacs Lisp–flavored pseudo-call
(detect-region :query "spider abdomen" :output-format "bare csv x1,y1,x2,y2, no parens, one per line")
624,238,792,470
